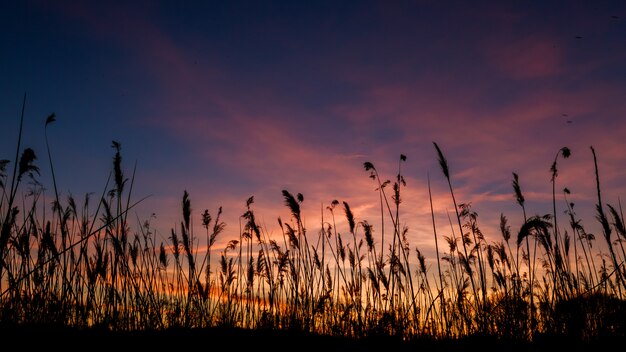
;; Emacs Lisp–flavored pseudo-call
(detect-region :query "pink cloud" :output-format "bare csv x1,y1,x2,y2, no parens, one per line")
38,1,626,272
486,35,563,79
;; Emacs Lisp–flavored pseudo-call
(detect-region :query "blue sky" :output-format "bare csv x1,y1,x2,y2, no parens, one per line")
2,0,626,262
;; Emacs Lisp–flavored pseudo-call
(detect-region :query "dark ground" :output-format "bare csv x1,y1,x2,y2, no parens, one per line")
1,323,623,351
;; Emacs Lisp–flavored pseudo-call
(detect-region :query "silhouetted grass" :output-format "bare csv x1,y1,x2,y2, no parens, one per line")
2,104,626,348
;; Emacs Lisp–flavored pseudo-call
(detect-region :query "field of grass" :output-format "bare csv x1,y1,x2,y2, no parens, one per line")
2,107,626,349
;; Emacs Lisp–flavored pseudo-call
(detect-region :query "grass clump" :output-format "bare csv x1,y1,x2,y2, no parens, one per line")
1,103,626,347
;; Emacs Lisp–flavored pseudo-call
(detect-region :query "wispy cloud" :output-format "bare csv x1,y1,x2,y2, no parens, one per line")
20,0,626,263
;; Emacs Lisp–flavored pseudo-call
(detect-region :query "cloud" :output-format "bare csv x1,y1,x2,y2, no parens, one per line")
485,34,563,80
30,0,626,272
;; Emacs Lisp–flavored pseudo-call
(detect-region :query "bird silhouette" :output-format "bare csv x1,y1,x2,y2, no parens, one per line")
562,114,573,124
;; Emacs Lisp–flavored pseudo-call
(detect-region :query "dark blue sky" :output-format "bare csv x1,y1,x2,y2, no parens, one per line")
2,0,625,257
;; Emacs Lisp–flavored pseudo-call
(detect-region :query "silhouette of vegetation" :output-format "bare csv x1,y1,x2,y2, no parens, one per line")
1,103,626,348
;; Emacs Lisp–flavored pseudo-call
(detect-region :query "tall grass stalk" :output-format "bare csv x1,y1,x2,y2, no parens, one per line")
427,173,448,336
433,142,484,331
2,110,626,342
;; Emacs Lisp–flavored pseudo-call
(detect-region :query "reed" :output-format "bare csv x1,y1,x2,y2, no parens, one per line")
1,107,625,344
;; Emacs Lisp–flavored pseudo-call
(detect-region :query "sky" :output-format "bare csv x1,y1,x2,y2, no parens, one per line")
2,0,626,265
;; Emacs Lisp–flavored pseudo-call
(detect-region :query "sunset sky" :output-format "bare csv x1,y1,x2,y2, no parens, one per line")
2,0,625,263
